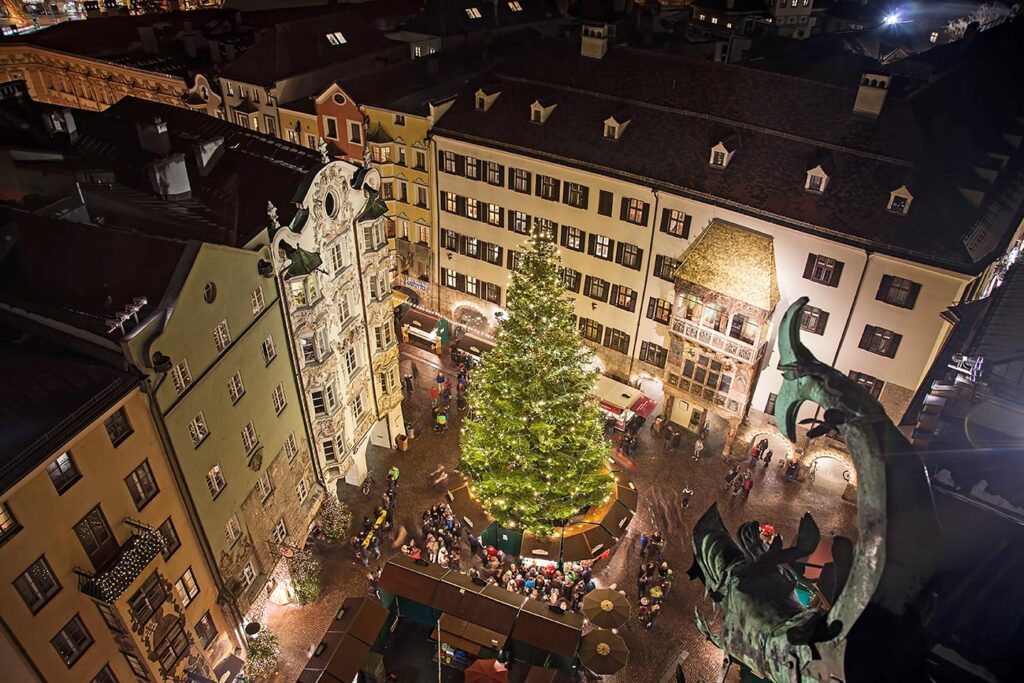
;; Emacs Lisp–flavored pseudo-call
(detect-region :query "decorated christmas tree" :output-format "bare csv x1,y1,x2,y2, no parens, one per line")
460,225,612,534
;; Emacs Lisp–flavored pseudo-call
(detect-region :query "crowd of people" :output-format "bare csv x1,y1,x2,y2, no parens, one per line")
470,557,598,614
350,467,401,566
401,501,464,570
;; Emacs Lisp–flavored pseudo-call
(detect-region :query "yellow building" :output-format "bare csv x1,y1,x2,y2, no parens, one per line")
278,97,320,151
0,342,241,683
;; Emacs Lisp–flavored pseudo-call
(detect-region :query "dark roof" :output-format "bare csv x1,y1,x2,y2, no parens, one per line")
434,35,1024,271
0,332,137,495
690,0,768,14
238,0,424,30
401,0,549,36
219,12,400,86
279,95,316,114
0,211,190,338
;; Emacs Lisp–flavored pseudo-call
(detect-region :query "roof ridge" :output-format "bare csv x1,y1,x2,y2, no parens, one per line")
495,74,913,167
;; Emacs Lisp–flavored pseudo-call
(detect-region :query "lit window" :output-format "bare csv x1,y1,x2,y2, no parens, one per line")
325,31,347,45
224,516,242,546
47,452,81,493
206,464,226,499
929,31,938,43
188,413,209,447
251,286,265,315
465,7,482,18
0,503,20,541
227,371,245,403
213,319,231,352
711,17,718,24
272,519,288,545
240,561,256,589
272,384,287,414
170,359,192,394
241,421,259,453
174,568,199,607
508,1,523,10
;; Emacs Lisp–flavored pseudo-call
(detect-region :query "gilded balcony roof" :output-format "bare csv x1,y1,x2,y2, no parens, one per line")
674,221,780,312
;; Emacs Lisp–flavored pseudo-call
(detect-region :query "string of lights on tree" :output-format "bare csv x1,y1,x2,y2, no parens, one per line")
460,224,612,535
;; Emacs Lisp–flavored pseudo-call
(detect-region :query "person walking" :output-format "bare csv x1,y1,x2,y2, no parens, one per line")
671,429,682,453
638,532,649,556
662,428,673,452
403,373,414,395
429,386,438,408
693,438,704,461
743,475,754,500
750,448,760,469
411,362,420,380
435,371,445,390
724,465,739,491
681,487,693,508
763,450,774,470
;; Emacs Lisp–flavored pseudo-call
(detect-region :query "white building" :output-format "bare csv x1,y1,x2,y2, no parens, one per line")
273,160,405,492
427,33,1024,447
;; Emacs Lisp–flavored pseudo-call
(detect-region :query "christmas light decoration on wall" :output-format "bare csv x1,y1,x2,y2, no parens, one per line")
77,528,164,603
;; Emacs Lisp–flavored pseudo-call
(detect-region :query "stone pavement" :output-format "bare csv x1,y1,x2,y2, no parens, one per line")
265,341,858,683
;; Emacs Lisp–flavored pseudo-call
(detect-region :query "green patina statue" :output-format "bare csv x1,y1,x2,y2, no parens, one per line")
688,297,940,682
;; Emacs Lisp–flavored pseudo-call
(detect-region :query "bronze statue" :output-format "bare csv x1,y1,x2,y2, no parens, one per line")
688,297,940,682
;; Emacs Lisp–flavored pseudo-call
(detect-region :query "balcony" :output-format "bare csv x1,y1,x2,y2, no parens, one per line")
76,524,164,603
670,317,764,364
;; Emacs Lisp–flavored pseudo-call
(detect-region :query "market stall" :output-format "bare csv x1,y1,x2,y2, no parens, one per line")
593,376,650,431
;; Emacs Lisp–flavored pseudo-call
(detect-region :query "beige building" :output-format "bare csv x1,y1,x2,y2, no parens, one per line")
0,344,240,683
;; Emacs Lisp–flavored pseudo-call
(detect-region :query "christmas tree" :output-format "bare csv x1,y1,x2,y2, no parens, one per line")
460,225,612,534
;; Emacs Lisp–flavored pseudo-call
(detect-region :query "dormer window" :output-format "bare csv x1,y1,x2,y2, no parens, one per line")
475,87,500,112
530,99,556,124
603,113,630,141
604,123,615,139
465,7,482,18
888,186,912,215
508,1,523,10
325,31,347,46
712,151,726,166
476,96,485,111
805,164,829,193
709,138,737,168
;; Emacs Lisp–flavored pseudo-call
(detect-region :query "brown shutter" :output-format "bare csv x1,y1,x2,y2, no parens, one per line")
507,168,515,189
588,234,596,256
584,276,593,297
829,260,844,287
906,282,921,309
640,202,650,226
535,174,542,196
660,208,670,233
876,275,894,302
803,253,817,280
562,182,571,204
816,310,829,334
646,297,656,320
888,333,902,358
494,164,504,186
610,284,619,305
633,247,645,271
580,185,590,209
454,154,465,176
682,214,692,238
559,225,569,246
858,325,874,350
551,178,561,201
456,273,466,291
619,197,629,221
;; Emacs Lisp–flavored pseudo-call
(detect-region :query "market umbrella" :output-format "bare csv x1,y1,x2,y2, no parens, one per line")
464,658,508,683
581,588,631,629
579,628,629,675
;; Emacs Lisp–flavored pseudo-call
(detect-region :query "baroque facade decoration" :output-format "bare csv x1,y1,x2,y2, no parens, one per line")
273,160,405,493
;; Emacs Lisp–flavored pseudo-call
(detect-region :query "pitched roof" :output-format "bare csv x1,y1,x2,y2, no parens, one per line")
675,222,780,311
0,332,137,495
401,0,548,36
434,35,1024,272
219,12,399,86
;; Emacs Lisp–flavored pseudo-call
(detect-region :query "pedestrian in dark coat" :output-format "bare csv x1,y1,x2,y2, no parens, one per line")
662,429,673,451
671,430,682,452
750,450,760,469
638,532,649,556
743,476,754,500
681,487,693,508
763,450,774,469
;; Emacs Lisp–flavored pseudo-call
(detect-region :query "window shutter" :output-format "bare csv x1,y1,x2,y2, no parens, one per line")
906,282,921,309
494,164,504,186
562,182,571,204
454,154,465,176
584,276,593,296
655,254,665,278
875,275,894,302
829,260,844,287
507,169,515,189
619,197,629,221
551,178,561,200
858,325,874,350
497,208,504,228
682,214,692,238
477,202,487,222
660,209,670,233
456,196,466,216
598,190,612,216
580,185,590,209
437,149,445,170
456,273,466,291
610,284,619,304
615,242,624,264
534,174,542,197
803,253,817,280
495,245,503,262
560,224,569,246
816,310,829,334
646,297,656,319
457,235,467,255
634,247,645,271
888,333,902,358
627,292,636,312
640,202,650,226
588,234,596,256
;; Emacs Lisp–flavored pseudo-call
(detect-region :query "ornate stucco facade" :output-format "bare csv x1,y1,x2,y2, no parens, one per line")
272,160,405,493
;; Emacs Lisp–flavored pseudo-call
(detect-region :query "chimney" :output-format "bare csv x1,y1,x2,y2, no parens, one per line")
581,23,609,60
853,73,891,118
136,116,171,156
147,154,191,200
192,136,224,176
209,40,222,63
138,26,159,55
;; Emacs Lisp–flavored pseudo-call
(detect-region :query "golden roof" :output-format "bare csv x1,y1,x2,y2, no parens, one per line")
674,221,780,311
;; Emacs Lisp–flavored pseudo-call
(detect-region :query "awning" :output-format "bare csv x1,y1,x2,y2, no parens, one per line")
402,308,440,339
378,555,446,600
392,289,410,309
510,599,584,658
431,613,507,654
298,598,388,683
594,376,642,414
446,479,492,532
455,335,494,359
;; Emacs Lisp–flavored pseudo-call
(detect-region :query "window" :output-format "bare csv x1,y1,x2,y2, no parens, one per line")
621,197,648,225
262,335,277,365
224,516,242,547
537,175,560,201
321,437,339,463
441,151,457,174
123,652,148,680
859,325,902,358
800,306,829,335
701,302,726,331
485,243,502,265
764,392,778,416
876,275,920,309
414,150,427,170
91,664,118,683
0,502,21,542
850,371,884,398
552,266,578,292
598,190,614,216
535,218,557,241
125,461,158,510
561,225,585,252
205,464,226,499
170,359,192,394
311,383,337,416
465,156,480,180
104,408,133,446
158,517,180,560
227,372,245,403
272,518,288,545
74,506,118,570
482,282,501,304
507,250,522,271
803,253,844,287
654,254,681,281
349,121,362,144
255,469,274,501
711,150,726,167
51,615,93,667
604,123,617,139
441,191,457,214
807,173,824,193
564,182,588,209
584,275,609,302
324,117,339,140
509,210,530,235
660,209,691,238
579,317,603,343
465,275,479,296
128,574,166,625
213,319,231,352
616,242,643,270
487,162,503,185
508,1,523,10
195,611,218,649
639,341,667,368
154,619,189,672
604,327,631,354
14,556,61,613
610,284,637,311
174,568,199,607
241,421,259,453
511,168,531,193
371,145,392,163
272,384,288,414
188,413,209,447
589,234,613,260
465,7,482,18
393,114,406,126
728,313,759,345
284,433,299,462
297,477,311,503
47,452,82,493
325,31,347,45
930,31,938,43
646,297,673,324
95,602,124,634
240,560,256,590
375,323,395,350
466,197,480,220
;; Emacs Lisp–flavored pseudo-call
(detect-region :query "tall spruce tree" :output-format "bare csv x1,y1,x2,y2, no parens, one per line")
460,226,612,534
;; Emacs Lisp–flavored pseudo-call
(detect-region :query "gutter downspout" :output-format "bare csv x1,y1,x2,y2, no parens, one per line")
140,377,247,650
